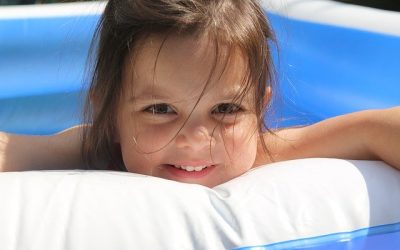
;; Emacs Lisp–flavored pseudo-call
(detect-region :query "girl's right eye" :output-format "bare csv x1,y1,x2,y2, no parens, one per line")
212,103,243,115
143,103,175,114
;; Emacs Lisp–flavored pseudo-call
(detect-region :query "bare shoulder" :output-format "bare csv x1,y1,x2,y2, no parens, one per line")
0,125,87,172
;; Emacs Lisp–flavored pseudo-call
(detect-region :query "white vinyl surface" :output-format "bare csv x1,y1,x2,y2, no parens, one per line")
262,0,400,36
1,158,399,250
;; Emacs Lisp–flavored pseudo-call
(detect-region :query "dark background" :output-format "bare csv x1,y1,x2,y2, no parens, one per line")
334,0,400,11
0,0,400,11
0,0,95,5
1,0,399,12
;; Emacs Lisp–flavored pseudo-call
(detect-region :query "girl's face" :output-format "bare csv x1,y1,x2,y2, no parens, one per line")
116,34,259,187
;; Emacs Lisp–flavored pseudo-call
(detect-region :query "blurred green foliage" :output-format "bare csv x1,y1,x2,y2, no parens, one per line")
0,0,97,5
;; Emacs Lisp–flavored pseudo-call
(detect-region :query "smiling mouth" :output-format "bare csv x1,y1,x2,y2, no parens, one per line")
164,164,216,178
172,164,209,172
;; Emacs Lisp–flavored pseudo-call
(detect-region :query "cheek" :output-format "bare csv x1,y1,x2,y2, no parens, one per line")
221,120,258,170
131,122,179,153
117,118,178,174
119,139,149,175
117,109,177,152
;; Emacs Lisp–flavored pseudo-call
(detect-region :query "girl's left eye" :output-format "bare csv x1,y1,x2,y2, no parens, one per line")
143,103,175,114
212,103,243,114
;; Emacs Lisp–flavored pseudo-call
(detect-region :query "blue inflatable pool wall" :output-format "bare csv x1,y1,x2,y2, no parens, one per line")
1,3,400,134
268,12,400,127
0,12,98,134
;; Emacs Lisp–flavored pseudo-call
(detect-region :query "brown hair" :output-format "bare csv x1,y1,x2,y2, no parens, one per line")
82,0,276,170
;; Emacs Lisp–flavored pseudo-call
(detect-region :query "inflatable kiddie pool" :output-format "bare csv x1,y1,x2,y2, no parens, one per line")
0,1,400,249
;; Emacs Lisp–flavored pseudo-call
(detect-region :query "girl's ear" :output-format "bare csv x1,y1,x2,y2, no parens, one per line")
263,86,272,106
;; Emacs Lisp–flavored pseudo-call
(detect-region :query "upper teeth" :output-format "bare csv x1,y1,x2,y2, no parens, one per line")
174,165,208,172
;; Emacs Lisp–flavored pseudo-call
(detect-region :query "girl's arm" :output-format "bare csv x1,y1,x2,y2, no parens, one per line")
0,125,85,172
2,107,399,172
255,107,400,170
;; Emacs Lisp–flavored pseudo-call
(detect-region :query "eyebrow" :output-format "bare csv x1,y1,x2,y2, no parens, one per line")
129,93,170,102
129,84,246,103
128,86,174,102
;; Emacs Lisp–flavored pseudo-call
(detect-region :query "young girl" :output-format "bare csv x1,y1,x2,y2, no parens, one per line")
0,0,399,187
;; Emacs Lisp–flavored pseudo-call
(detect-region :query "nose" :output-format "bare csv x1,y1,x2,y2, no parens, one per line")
175,120,216,151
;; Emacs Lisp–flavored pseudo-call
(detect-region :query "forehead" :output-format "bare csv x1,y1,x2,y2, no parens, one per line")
122,33,250,98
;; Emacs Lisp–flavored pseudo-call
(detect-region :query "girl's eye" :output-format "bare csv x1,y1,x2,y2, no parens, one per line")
213,103,242,115
144,103,175,114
